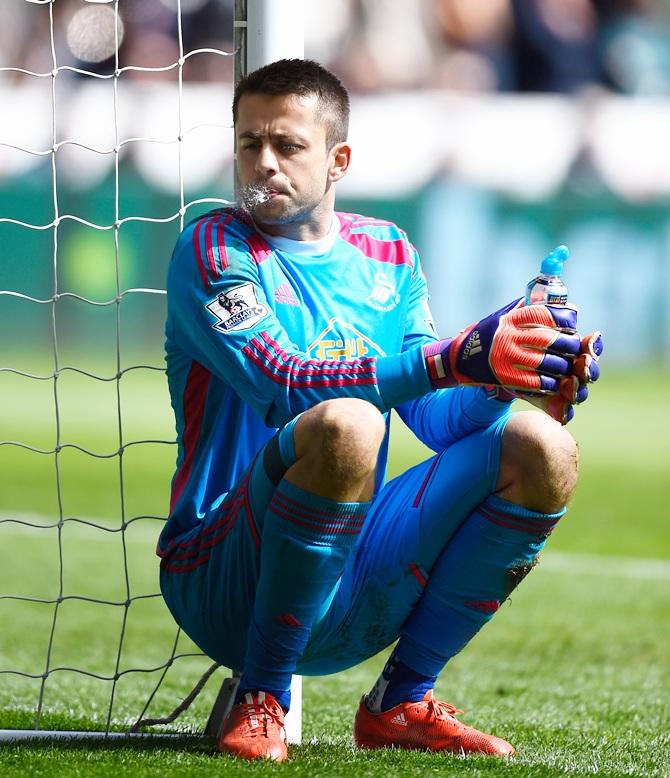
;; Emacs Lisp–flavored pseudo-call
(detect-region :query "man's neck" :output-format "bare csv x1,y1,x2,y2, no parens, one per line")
254,213,340,256
254,201,335,242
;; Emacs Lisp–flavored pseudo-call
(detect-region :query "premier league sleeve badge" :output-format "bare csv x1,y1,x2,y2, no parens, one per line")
205,283,270,333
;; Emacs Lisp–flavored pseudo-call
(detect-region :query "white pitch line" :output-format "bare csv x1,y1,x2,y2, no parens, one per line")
540,551,670,581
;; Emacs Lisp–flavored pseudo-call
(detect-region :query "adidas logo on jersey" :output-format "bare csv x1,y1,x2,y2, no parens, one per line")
390,712,408,727
462,330,482,359
274,283,299,307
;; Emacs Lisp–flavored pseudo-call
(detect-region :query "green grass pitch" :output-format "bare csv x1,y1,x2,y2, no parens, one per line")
0,364,669,776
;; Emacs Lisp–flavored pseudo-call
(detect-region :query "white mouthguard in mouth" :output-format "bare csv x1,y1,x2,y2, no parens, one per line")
240,183,271,209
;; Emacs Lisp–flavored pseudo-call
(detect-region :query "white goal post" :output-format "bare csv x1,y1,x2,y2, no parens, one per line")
0,0,304,745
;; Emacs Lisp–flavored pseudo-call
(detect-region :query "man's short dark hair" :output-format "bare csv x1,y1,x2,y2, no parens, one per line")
233,58,350,148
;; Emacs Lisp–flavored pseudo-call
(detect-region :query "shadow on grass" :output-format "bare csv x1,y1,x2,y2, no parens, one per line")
0,731,213,754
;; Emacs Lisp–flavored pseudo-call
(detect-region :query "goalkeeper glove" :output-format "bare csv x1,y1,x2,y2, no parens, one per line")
424,298,585,394
489,331,603,424
423,300,603,423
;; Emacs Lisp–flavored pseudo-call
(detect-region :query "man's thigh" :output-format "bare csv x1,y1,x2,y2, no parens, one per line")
298,415,509,676
159,449,278,671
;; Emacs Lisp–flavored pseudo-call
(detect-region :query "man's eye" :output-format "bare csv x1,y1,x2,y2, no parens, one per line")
281,144,301,153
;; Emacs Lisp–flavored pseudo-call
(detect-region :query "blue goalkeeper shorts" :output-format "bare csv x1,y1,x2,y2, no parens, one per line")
159,414,509,676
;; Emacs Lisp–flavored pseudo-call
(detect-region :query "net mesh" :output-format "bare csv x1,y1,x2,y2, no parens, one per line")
0,0,234,733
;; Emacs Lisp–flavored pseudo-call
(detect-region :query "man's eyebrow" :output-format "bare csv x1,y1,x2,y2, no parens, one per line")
238,130,309,144
273,132,309,144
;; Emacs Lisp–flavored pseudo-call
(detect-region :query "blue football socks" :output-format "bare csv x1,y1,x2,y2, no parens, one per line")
366,495,565,706
395,494,565,679
239,478,370,712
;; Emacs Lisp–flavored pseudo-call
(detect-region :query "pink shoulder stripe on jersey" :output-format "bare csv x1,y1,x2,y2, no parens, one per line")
170,361,211,513
194,211,270,286
244,230,273,265
214,218,226,273
192,218,211,289
337,212,394,228
214,214,235,273
232,207,273,264
338,216,413,268
204,215,220,277
205,213,235,276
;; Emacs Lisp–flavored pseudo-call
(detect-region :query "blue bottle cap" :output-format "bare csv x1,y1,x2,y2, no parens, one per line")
540,245,569,276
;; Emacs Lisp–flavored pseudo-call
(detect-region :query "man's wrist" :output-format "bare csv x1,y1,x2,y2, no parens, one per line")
423,338,456,389
485,385,516,403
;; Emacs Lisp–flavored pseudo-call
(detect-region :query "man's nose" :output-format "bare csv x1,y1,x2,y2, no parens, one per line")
255,143,279,176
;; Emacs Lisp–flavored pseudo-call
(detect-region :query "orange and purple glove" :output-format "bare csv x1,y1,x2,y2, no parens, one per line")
423,299,602,424
490,331,603,423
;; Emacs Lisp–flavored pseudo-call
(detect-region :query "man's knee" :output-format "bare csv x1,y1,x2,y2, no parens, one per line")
497,412,579,513
295,398,386,483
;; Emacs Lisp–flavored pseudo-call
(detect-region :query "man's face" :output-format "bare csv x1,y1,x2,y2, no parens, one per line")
235,92,346,232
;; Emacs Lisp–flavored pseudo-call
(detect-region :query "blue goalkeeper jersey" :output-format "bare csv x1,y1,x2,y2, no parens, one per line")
160,207,509,550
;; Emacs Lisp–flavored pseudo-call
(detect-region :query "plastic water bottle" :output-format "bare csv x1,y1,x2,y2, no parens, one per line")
525,245,569,306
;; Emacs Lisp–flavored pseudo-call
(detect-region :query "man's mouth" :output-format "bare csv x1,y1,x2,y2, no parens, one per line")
239,183,288,210
240,183,270,208
265,185,290,198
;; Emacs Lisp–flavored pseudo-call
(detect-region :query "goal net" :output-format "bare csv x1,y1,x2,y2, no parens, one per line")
0,0,302,742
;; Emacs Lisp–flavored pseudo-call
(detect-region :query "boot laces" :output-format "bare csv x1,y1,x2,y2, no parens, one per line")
238,699,284,737
426,697,464,721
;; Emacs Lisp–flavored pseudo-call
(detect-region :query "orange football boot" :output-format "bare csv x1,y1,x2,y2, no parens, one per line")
217,691,288,762
354,690,515,757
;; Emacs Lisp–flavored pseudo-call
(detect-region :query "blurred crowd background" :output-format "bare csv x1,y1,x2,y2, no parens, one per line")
2,0,670,95
2,0,670,363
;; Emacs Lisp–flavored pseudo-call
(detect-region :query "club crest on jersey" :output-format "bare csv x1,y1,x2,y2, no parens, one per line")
367,272,400,312
206,283,269,333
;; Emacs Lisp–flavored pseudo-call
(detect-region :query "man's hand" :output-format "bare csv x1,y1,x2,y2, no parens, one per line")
424,299,585,392
423,299,603,423
490,331,603,424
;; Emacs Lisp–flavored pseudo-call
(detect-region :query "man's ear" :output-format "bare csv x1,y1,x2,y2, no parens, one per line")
328,142,352,183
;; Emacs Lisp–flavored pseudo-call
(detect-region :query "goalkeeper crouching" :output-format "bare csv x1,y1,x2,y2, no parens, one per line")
158,58,603,762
